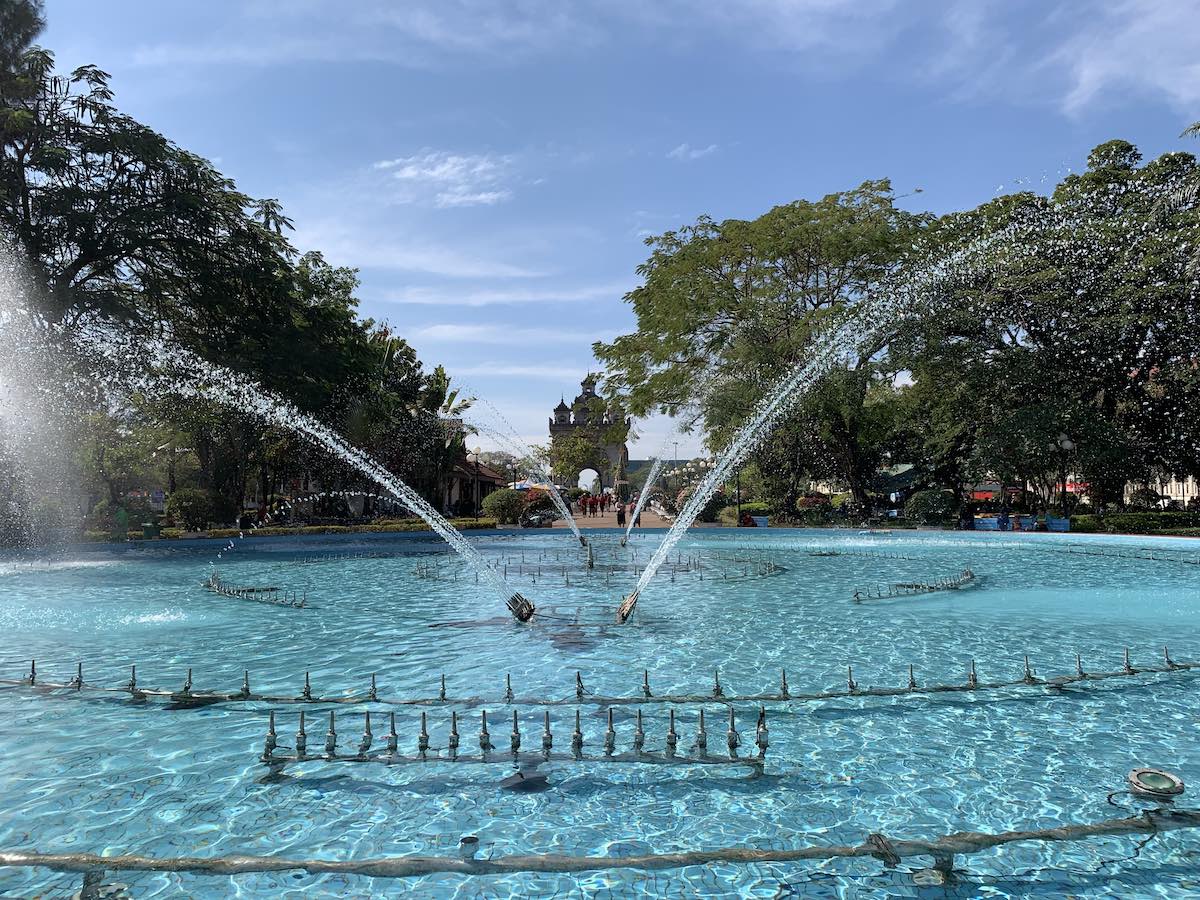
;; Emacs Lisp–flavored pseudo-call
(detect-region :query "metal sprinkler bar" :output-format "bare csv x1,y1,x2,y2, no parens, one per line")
258,706,769,772
852,569,975,602
5,646,1194,710
6,804,1200,885
203,572,306,608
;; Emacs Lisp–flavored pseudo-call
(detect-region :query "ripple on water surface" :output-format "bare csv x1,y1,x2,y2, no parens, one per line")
0,529,1198,897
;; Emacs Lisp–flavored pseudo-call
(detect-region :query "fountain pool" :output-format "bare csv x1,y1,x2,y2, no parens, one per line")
1,527,1198,897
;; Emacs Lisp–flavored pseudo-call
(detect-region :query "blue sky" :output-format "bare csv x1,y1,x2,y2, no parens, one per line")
42,0,1200,458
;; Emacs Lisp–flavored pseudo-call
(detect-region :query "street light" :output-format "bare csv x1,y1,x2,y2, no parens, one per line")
1057,433,1075,516
466,446,482,518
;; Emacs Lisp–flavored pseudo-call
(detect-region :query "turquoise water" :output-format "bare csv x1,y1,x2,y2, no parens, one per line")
1,528,1198,898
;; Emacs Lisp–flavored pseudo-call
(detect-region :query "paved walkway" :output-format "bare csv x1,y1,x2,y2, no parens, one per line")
555,507,673,530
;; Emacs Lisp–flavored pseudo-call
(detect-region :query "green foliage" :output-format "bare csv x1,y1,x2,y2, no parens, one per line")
904,489,956,524
482,488,525,525
677,486,727,523
596,181,924,507
522,488,558,516
1071,511,1200,534
166,488,213,531
550,430,612,486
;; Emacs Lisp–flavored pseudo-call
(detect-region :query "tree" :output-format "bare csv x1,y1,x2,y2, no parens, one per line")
481,487,524,524
550,429,611,487
899,141,1200,511
596,180,924,506
0,0,42,75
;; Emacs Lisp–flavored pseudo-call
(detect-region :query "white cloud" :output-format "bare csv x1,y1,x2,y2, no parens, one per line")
372,150,516,207
413,323,611,345
381,281,630,307
666,142,719,161
1052,0,1200,113
293,222,544,278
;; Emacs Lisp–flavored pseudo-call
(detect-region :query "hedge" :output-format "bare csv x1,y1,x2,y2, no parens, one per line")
1070,511,1200,535
82,519,502,541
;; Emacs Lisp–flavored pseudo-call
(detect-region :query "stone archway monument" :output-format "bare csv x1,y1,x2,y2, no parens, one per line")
549,375,631,498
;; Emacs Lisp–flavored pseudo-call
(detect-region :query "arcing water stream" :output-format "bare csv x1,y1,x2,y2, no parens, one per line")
620,183,1200,621
622,455,665,546
105,333,533,620
466,403,586,546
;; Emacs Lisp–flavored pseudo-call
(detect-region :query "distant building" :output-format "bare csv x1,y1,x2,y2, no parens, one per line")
549,375,630,492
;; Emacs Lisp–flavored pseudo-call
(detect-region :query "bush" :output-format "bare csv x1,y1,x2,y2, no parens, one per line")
522,488,558,517
676,487,727,523
719,500,773,524
1070,510,1200,535
905,489,956,524
792,506,833,526
1126,487,1167,511
167,488,214,531
482,488,526,524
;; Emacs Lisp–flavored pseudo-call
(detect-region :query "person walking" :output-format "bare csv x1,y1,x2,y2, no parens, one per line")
616,502,626,527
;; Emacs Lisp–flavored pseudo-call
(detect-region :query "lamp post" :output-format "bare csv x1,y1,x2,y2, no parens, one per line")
466,447,481,519
1057,433,1075,516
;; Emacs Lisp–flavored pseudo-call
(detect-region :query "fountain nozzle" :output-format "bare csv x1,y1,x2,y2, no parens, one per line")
507,592,536,622
616,590,639,624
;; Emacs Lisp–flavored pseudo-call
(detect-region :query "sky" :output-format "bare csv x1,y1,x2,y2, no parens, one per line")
41,0,1200,459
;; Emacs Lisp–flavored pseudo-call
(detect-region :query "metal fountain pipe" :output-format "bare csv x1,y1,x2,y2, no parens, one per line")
296,711,307,758
479,711,493,753
541,711,553,754
726,709,739,757
418,712,429,758
324,711,337,758
633,710,645,754
261,711,277,762
665,709,678,758
695,709,708,755
448,711,460,758
603,709,616,756
571,710,583,758
755,707,769,757
386,713,398,754
302,672,312,701
368,674,378,702
509,711,520,755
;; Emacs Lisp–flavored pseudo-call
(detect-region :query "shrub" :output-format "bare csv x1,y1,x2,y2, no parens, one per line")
796,493,830,509
522,488,558,517
905,489,956,524
1126,487,1167,511
482,488,526,524
676,487,727,523
1071,510,1200,535
792,506,833,526
167,488,214,531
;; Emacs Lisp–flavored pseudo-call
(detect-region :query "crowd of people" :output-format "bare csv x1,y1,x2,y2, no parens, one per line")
572,491,641,528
